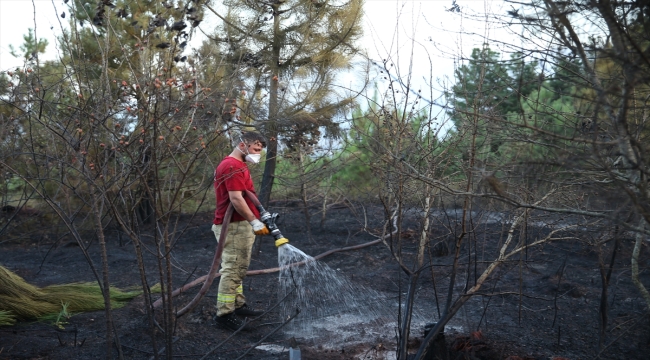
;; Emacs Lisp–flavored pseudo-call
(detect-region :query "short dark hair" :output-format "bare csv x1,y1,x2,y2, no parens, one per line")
240,131,267,148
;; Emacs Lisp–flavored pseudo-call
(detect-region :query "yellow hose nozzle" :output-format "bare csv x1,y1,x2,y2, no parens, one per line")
275,238,289,247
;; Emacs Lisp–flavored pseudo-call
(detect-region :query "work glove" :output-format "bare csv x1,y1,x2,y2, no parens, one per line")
249,219,270,236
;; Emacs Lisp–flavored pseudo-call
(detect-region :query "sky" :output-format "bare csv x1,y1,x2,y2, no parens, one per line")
0,0,65,69
0,0,515,69
0,0,518,121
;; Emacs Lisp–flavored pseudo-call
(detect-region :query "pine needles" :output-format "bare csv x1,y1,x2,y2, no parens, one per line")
0,265,143,326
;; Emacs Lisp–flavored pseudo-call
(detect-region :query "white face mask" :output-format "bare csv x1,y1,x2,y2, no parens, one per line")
238,138,262,164
245,153,262,164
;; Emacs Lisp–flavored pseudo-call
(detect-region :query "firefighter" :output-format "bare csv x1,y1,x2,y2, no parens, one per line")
212,131,269,331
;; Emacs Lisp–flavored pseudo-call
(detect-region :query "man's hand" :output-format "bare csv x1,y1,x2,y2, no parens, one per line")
249,219,270,236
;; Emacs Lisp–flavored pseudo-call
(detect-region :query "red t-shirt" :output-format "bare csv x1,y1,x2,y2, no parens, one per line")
213,156,260,225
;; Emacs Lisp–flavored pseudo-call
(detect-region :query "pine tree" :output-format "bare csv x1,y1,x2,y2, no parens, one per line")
8,28,48,61
449,46,539,124
208,0,363,205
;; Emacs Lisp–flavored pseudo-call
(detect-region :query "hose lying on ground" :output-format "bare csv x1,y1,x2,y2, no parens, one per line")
0,265,143,325
175,203,234,317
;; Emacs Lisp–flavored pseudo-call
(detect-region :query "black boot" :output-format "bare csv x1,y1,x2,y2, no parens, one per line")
214,312,247,331
234,303,264,317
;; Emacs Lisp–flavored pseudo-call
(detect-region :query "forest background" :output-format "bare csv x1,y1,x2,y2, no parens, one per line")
1,0,650,359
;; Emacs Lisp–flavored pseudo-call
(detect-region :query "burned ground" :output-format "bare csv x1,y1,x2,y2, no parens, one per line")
0,203,649,359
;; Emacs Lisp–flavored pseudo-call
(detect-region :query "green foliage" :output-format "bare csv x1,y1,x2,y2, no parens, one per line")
53,302,70,329
444,46,537,177
8,29,48,60
547,58,584,101
5,178,23,192
0,72,8,96
449,46,539,126
268,106,385,200
330,104,442,199
497,85,582,163
331,107,379,192
444,46,593,173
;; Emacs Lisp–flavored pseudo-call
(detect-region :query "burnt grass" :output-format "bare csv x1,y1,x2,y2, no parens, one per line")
1,202,649,359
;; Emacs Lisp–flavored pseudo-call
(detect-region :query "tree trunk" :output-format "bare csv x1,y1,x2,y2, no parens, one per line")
92,192,123,360
259,3,282,207
136,94,154,224
320,174,332,229
631,219,650,313
418,189,432,268
298,150,312,240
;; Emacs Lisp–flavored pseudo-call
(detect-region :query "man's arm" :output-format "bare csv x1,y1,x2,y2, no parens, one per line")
228,190,270,235
228,190,256,222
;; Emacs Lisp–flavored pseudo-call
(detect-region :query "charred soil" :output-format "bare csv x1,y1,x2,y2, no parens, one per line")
1,203,649,359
